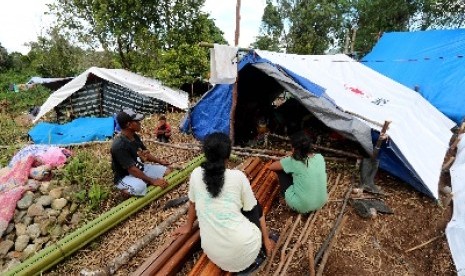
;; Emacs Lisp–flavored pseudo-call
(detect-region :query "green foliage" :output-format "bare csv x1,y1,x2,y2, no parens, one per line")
252,1,284,51
0,43,11,72
254,0,465,56
27,27,82,77
153,44,210,88
74,182,109,210
58,150,112,210
48,0,226,82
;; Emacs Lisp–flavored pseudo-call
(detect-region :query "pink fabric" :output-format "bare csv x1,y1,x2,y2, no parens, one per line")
0,156,36,236
36,148,70,167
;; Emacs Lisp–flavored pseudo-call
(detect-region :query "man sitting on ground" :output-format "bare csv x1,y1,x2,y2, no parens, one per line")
111,109,171,196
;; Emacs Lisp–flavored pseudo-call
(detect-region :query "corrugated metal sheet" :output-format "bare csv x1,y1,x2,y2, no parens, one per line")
55,81,166,122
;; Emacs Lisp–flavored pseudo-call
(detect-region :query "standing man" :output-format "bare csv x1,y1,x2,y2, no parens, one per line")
112,109,170,196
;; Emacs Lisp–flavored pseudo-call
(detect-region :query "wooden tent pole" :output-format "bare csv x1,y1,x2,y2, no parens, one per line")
372,120,391,160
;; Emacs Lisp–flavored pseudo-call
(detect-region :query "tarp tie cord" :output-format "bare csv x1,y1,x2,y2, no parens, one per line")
361,55,464,63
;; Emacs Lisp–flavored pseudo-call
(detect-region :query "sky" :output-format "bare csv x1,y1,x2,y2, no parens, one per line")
0,0,266,54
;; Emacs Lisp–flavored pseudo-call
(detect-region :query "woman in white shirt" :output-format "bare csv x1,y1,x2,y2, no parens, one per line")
174,132,275,273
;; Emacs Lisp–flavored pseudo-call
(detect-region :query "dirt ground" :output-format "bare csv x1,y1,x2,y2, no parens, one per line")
43,113,455,276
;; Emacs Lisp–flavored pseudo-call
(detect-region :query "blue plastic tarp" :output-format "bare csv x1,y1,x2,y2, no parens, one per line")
29,117,115,145
362,29,465,123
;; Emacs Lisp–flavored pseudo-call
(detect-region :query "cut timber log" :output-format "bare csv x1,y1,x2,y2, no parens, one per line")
155,229,201,275
132,222,199,276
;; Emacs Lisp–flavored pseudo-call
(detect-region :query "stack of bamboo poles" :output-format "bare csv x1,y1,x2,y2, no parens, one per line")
132,157,279,276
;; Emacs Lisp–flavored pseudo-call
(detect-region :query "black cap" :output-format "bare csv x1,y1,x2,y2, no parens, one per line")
116,108,144,128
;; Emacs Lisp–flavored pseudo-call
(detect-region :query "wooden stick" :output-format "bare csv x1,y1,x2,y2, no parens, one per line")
314,179,353,265
280,213,316,275
442,156,456,172
315,215,348,276
264,217,293,275
273,214,302,276
405,235,443,253
82,205,188,276
308,241,316,276
372,120,391,159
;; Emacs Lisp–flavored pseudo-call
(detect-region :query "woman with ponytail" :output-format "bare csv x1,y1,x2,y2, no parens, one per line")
174,132,275,273
269,131,328,214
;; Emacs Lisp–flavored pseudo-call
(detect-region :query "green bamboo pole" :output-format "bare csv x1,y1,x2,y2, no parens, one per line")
5,154,205,276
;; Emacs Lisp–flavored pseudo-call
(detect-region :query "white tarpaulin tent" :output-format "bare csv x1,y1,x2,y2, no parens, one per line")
253,51,455,199
447,133,465,275
33,67,188,123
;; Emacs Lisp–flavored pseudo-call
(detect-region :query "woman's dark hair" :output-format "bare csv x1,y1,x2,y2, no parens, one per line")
290,131,313,164
201,132,232,198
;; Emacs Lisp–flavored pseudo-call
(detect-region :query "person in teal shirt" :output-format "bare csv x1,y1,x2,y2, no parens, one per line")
269,131,328,213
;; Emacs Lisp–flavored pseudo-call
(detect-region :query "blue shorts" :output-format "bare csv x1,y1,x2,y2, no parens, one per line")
115,164,167,196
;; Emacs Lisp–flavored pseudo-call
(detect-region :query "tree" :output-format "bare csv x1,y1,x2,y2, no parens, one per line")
27,28,82,77
0,43,11,72
49,0,226,73
252,0,284,51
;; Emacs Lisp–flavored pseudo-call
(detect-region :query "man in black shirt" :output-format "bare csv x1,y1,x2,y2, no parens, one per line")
111,109,170,196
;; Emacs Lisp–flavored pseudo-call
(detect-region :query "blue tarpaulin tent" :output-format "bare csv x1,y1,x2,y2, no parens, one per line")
181,50,454,198
362,29,465,124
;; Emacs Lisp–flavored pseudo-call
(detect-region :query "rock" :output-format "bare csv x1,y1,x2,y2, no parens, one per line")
26,224,41,239
21,244,37,261
15,235,30,251
14,210,26,223
51,198,68,210
33,215,48,224
33,236,50,247
0,240,14,257
6,250,22,260
21,215,32,226
39,181,51,194
50,225,62,239
62,225,70,233
70,212,81,226
5,233,15,242
35,195,52,207
27,204,45,217
69,202,79,214
17,192,34,209
5,223,15,235
3,258,20,272
0,221,6,237
45,208,60,217
26,179,40,189
49,188,63,199
58,208,70,224
15,223,27,236
39,220,52,236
